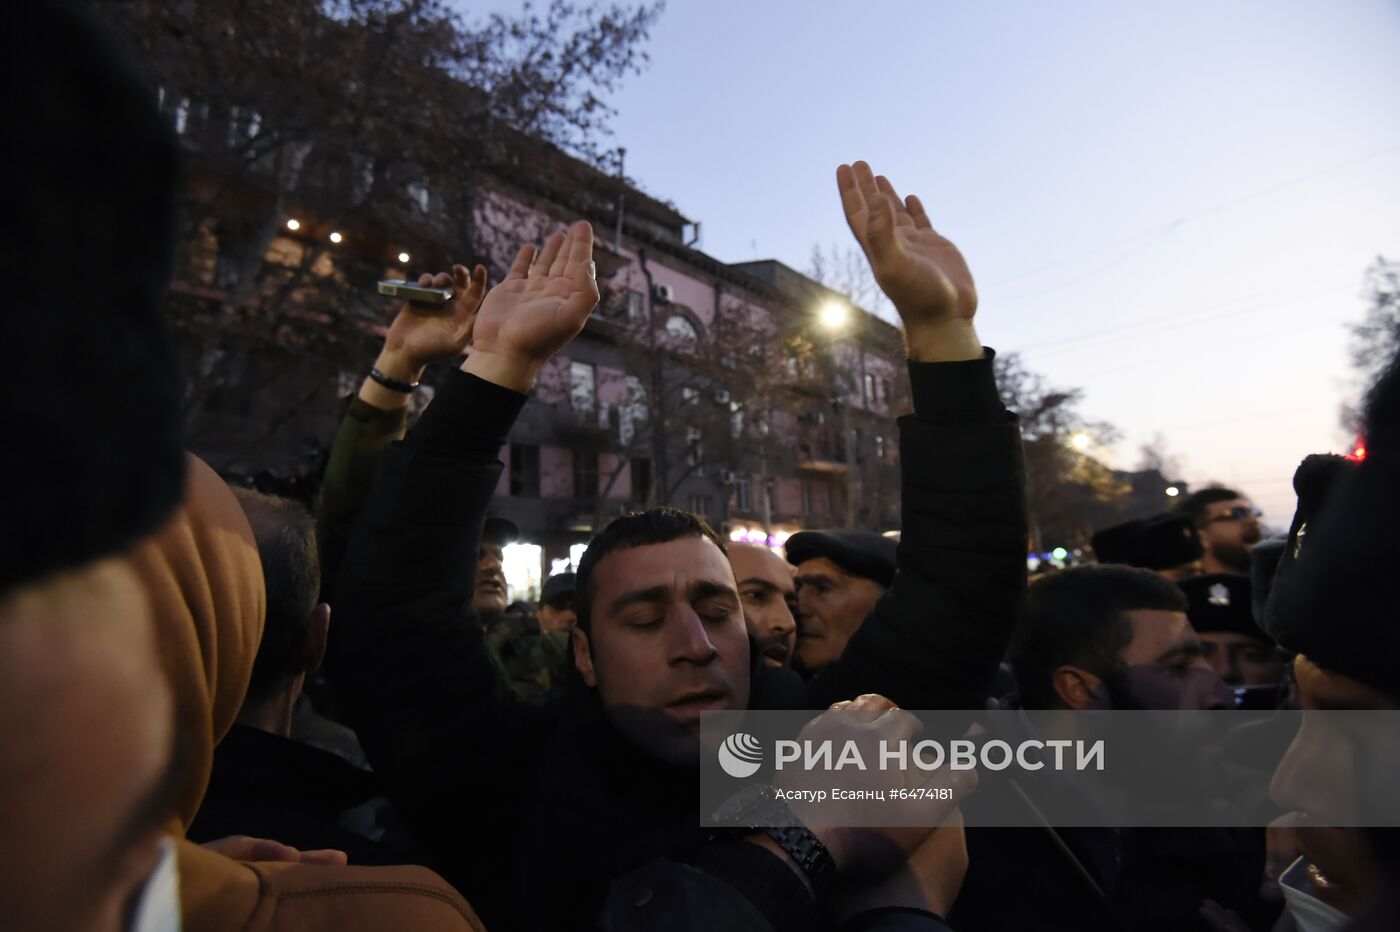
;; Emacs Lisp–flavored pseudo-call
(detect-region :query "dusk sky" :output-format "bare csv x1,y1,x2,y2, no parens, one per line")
481,0,1400,524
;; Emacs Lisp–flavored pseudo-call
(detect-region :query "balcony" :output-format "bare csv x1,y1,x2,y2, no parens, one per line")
796,440,848,475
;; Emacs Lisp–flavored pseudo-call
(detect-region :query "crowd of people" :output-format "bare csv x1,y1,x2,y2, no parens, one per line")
4,4,1397,932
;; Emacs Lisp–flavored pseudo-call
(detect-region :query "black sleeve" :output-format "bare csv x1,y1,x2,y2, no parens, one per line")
839,907,955,932
326,368,542,894
315,395,408,604
805,349,1028,714
602,846,819,932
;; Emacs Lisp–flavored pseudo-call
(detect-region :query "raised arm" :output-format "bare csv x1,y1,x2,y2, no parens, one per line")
806,162,1028,712
316,263,488,596
327,224,599,895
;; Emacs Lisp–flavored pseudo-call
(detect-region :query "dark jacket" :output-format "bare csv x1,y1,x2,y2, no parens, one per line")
953,752,1272,932
330,353,1026,931
188,722,421,867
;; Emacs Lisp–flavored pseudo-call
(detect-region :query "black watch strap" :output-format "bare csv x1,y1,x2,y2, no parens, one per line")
369,366,420,393
763,824,837,896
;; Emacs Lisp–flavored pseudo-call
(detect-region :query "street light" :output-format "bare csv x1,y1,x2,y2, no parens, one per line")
285,218,301,231
817,300,849,331
329,231,343,244
397,251,411,264
1165,485,1180,497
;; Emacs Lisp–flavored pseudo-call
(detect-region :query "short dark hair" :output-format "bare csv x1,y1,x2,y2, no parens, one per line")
1009,565,1189,709
1,1,184,593
574,507,727,632
1174,487,1246,527
233,489,321,706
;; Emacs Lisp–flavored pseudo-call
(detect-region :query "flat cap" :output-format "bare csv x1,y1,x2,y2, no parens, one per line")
483,516,521,545
785,530,897,588
1179,573,1265,640
1091,512,1203,570
540,571,576,605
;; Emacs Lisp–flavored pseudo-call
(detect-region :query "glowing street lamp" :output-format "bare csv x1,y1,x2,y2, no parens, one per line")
329,231,343,244
817,300,849,331
397,251,411,264
285,218,301,231
1165,485,1181,497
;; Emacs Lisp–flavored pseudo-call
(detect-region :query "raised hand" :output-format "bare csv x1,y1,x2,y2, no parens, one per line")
381,263,489,376
359,263,489,411
464,220,600,392
837,161,982,362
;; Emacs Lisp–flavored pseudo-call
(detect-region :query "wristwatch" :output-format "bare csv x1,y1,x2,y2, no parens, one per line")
709,784,838,896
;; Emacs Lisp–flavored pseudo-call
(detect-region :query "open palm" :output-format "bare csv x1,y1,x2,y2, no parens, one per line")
470,221,600,368
837,161,977,329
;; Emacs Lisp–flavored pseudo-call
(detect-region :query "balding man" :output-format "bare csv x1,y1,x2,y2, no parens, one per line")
728,542,798,668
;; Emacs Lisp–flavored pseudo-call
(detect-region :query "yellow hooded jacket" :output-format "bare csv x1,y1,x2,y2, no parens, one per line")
128,455,485,932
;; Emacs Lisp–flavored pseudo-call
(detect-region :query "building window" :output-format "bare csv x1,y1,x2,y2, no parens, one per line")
632,456,652,500
173,96,191,134
883,379,893,405
510,443,540,497
665,315,699,347
626,290,645,320
406,180,430,214
619,375,647,445
864,373,876,406
570,360,596,417
875,434,886,462
688,494,714,520
630,458,652,502
802,481,814,516
573,449,598,501
685,426,703,467
681,386,699,405
735,476,751,512
854,428,865,464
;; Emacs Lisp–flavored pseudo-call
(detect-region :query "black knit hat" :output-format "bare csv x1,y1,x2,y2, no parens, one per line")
1092,513,1203,570
1179,574,1263,640
1248,537,1286,626
785,530,898,588
1263,358,1400,699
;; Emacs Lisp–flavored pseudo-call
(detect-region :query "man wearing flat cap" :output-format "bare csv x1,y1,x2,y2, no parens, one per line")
537,571,577,635
1092,512,1204,580
785,529,897,675
1178,573,1285,687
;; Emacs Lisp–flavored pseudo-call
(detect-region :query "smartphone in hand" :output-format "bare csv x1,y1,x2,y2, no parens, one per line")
378,279,453,305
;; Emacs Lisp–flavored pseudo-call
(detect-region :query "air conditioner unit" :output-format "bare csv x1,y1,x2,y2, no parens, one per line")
652,283,674,304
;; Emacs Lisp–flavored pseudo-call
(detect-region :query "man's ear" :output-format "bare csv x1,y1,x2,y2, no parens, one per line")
299,603,332,675
572,624,598,688
1051,665,1101,710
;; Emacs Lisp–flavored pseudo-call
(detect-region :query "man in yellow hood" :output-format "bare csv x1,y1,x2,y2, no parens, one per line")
0,4,485,930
